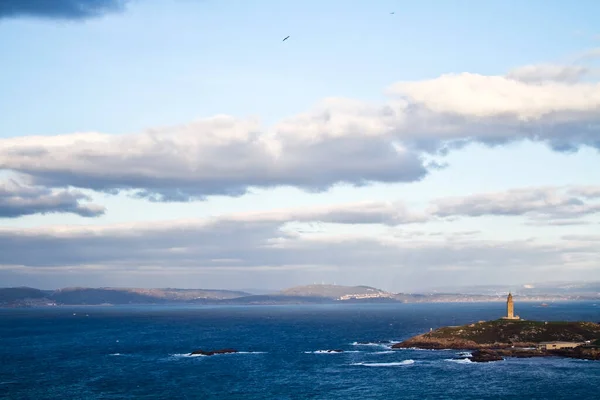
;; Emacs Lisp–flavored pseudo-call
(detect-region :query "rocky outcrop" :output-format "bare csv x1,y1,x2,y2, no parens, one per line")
551,346,600,361
470,350,504,362
190,348,238,356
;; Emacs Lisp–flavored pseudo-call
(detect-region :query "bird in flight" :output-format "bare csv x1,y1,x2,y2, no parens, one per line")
283,36,290,41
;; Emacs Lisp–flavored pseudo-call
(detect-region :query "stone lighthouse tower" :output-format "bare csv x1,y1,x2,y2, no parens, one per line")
503,292,520,320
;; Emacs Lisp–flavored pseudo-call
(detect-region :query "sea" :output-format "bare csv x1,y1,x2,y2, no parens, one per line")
1,301,599,399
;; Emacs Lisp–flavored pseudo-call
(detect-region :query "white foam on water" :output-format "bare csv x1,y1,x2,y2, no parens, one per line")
351,342,390,348
374,351,395,354
304,350,347,354
396,347,453,351
351,360,415,367
457,352,472,358
444,358,473,364
109,353,121,356
171,353,206,358
170,351,265,358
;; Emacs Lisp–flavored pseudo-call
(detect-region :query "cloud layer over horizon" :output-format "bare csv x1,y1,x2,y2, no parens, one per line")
1,186,599,289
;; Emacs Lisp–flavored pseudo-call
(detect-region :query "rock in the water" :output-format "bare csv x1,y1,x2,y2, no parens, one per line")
327,349,343,353
190,348,238,356
470,350,503,363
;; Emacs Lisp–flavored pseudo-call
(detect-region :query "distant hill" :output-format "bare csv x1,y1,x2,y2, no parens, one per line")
2,282,600,307
0,287,252,306
0,287,51,303
215,295,333,305
279,284,393,300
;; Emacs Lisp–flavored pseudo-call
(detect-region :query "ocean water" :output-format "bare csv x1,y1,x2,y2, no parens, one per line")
1,302,599,399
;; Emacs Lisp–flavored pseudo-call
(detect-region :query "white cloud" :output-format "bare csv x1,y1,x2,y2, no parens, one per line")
389,72,600,120
1,59,600,202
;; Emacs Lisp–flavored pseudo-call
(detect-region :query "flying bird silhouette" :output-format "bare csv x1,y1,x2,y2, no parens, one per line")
283,36,290,41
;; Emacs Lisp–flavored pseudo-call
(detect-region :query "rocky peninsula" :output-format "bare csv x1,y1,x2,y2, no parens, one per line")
392,319,600,362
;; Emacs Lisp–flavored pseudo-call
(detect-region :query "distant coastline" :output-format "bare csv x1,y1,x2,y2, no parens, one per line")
2,283,600,307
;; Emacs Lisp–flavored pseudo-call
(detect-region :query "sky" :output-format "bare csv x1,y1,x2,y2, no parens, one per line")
1,0,599,292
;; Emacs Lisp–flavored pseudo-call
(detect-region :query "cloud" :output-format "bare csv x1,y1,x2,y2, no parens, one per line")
1,59,600,202
561,234,600,242
568,185,600,199
1,207,598,289
0,114,428,201
429,186,600,221
0,0,129,20
506,64,590,84
0,179,105,218
225,201,427,225
389,72,600,121
2,199,599,288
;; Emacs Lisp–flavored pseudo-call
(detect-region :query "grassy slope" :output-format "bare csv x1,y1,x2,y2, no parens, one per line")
426,319,600,344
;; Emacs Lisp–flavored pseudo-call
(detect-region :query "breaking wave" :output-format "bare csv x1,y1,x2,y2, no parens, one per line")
304,350,361,354
444,358,473,364
170,351,265,358
351,360,415,367
395,347,453,351
351,342,392,348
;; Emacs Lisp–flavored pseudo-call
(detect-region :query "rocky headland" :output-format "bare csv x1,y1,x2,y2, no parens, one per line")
392,319,600,362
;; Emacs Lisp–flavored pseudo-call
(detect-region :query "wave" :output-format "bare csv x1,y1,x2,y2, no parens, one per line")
444,358,473,364
304,350,361,354
351,342,391,348
171,353,206,358
373,351,395,354
395,347,453,351
456,352,472,358
351,360,415,367
170,351,265,358
109,353,121,356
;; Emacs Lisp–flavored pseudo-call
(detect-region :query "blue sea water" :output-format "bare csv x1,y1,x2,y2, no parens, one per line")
1,302,599,399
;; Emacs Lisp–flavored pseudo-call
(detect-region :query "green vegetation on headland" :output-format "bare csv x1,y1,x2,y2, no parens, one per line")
392,319,600,361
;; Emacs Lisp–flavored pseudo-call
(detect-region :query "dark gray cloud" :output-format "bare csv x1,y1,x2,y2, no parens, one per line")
0,0,129,20
430,186,600,222
0,179,105,218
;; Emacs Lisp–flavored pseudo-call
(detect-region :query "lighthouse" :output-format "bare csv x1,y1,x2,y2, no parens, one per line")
503,292,520,320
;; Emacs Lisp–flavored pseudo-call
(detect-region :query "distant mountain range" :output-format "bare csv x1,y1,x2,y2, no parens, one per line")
1,282,599,307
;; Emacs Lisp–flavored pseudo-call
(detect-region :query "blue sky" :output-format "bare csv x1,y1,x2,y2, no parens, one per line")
1,0,599,291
